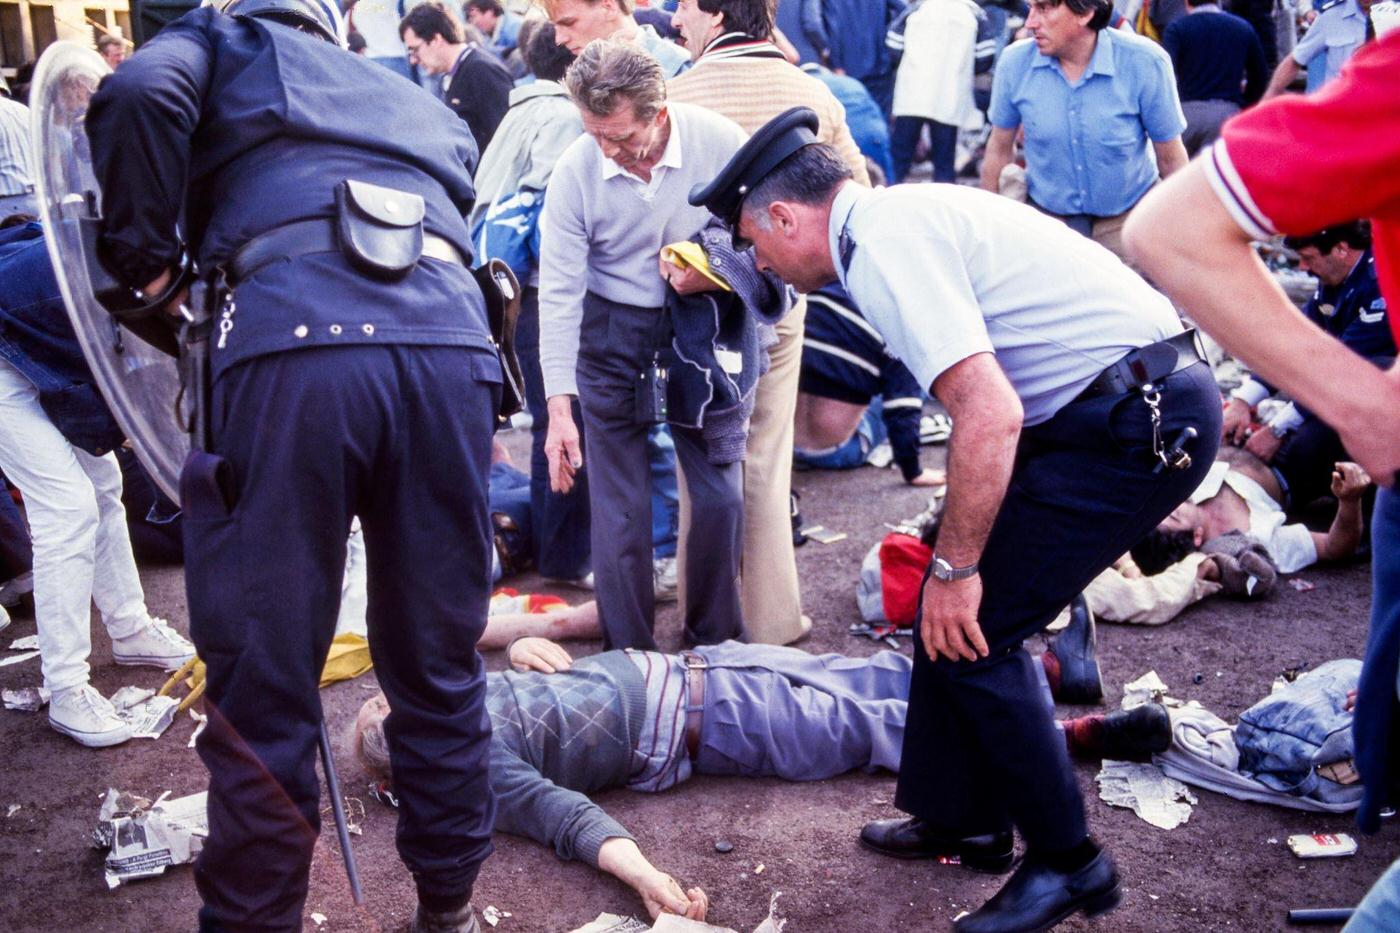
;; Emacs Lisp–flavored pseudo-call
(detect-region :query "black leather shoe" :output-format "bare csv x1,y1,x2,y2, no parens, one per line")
1097,703,1171,762
859,818,1014,873
1047,594,1103,705
954,850,1121,932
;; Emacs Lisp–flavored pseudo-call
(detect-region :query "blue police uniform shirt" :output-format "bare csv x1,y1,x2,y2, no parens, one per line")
87,7,497,379
989,29,1187,218
827,181,1183,426
1291,0,1369,86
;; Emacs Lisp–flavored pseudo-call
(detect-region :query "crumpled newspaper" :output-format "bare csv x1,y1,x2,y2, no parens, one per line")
569,893,784,933
109,686,180,740
1122,671,1182,710
1096,760,1197,830
92,788,209,889
2,686,50,711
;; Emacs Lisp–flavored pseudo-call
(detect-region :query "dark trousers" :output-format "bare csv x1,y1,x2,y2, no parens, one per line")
895,362,1221,852
184,346,499,931
517,287,591,580
1271,414,1347,511
1272,355,1394,510
576,292,744,651
891,117,958,183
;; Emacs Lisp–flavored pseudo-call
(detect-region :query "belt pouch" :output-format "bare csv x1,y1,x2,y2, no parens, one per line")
334,179,425,279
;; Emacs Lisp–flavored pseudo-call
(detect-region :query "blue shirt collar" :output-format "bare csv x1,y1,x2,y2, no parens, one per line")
1030,28,1116,79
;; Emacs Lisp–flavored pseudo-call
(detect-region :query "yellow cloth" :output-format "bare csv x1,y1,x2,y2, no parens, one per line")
320,633,373,687
660,241,732,291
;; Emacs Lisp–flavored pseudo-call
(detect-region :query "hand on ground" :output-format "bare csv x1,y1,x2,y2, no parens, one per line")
508,637,573,673
638,870,708,921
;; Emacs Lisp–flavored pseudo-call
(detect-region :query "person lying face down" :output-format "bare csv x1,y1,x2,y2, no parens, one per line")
355,633,1170,921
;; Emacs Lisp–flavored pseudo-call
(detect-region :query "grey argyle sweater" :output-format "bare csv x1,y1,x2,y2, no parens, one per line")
488,651,648,866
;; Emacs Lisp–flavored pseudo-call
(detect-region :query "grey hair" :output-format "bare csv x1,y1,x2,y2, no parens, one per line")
741,143,852,223
564,38,667,121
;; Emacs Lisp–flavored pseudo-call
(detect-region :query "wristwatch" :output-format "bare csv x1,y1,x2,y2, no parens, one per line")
932,556,979,582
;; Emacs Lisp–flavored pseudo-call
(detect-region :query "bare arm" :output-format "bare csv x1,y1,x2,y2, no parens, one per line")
1152,136,1189,179
918,352,1023,661
1124,163,1400,485
597,838,709,921
1261,55,1301,101
980,126,1018,194
1313,463,1371,562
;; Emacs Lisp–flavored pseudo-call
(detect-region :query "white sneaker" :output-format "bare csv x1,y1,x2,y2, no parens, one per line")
111,616,195,670
48,684,132,747
0,570,33,608
653,556,678,603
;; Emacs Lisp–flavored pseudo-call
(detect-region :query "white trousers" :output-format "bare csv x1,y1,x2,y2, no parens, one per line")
0,359,147,691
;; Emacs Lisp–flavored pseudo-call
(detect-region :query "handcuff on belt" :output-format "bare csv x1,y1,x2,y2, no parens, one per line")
1075,328,1206,474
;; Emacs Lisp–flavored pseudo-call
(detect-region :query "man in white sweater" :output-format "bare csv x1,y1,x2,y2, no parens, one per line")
539,40,750,650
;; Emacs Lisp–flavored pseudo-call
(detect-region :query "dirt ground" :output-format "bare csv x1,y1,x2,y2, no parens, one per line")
0,425,1395,933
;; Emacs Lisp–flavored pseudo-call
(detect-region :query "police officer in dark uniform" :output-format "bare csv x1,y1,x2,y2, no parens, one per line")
86,2,500,929
691,109,1221,932
1225,222,1395,509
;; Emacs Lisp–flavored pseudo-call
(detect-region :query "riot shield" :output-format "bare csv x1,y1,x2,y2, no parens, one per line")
29,42,189,503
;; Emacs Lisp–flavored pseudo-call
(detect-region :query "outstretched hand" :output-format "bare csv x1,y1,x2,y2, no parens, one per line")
1332,461,1372,501
637,870,708,921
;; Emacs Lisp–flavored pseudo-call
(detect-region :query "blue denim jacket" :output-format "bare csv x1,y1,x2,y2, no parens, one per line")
1235,659,1362,804
0,222,124,456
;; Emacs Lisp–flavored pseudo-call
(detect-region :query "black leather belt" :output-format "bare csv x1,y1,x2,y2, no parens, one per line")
680,651,706,761
226,218,465,287
1073,329,1205,403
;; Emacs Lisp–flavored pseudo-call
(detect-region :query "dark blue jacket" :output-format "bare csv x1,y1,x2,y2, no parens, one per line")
1162,7,1267,105
811,0,905,80
86,7,498,380
1258,250,1394,403
0,222,124,455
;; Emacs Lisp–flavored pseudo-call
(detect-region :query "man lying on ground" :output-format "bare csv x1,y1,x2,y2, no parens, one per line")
1131,447,1371,575
355,635,1170,920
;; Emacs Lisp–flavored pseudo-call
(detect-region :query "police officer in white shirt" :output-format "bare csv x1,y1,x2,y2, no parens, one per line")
690,107,1222,933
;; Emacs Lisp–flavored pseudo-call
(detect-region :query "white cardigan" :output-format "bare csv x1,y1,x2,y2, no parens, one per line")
891,0,983,127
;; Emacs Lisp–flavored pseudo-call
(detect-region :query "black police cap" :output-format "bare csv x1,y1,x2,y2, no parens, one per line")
688,106,821,228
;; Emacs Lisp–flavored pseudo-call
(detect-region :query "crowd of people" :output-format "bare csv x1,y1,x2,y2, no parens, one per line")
0,0,1397,929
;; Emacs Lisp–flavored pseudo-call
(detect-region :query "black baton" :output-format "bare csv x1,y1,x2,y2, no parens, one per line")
1287,908,1355,925
319,720,365,906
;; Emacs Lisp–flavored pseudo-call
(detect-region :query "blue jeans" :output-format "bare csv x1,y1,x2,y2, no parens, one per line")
1355,487,1400,832
1346,857,1400,932
649,426,679,559
793,404,887,471
488,461,532,578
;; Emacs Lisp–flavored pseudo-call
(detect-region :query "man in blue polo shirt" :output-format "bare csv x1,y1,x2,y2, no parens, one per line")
979,0,1188,263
